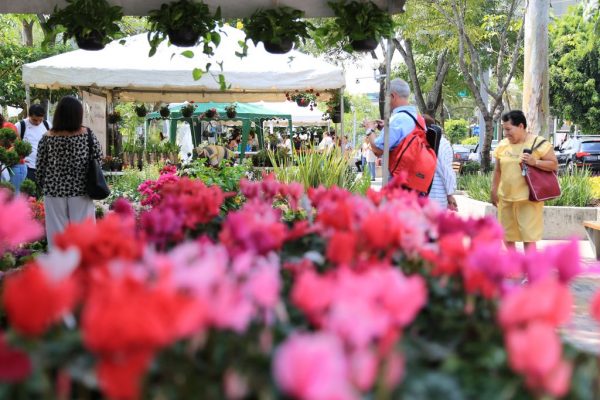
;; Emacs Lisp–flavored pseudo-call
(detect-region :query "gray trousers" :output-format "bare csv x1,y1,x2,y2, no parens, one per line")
44,196,95,248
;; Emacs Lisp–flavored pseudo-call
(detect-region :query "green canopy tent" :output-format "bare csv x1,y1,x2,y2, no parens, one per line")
147,102,292,157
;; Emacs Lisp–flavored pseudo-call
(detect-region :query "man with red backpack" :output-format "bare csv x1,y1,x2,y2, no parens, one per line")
365,78,437,194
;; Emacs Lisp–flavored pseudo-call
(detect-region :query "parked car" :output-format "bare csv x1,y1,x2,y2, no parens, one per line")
452,144,471,163
468,140,498,164
555,135,600,174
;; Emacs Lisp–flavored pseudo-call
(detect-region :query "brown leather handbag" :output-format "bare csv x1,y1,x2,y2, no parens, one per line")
522,137,561,202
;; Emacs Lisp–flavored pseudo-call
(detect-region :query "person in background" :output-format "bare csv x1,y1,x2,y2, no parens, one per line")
361,135,370,171
228,129,241,151
36,96,102,248
364,133,377,181
318,130,334,151
491,110,558,249
423,115,457,210
0,113,17,134
16,104,51,184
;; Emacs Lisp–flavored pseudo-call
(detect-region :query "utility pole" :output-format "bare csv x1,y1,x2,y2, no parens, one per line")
522,0,549,138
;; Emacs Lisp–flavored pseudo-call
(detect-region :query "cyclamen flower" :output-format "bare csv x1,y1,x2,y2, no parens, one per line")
0,332,32,383
0,189,43,253
138,173,179,206
273,333,358,400
3,262,78,337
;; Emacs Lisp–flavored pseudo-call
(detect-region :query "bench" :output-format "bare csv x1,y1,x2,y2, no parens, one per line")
452,162,462,175
583,221,600,260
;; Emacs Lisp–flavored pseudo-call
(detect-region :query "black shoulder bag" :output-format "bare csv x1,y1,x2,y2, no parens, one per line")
85,128,110,200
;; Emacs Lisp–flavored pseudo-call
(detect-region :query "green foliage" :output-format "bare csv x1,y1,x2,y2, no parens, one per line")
270,147,370,194
460,161,482,175
105,163,161,204
323,91,352,120
0,42,75,109
20,179,38,198
0,181,14,193
242,7,313,50
459,169,596,207
445,119,469,144
13,140,32,158
147,0,223,57
550,6,600,133
46,0,124,46
461,136,479,146
180,159,250,212
314,0,394,52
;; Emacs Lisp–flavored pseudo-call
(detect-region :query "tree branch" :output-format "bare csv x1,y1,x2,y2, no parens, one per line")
392,37,427,113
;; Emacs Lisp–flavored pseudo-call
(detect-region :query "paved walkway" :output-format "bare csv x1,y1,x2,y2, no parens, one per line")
368,178,600,354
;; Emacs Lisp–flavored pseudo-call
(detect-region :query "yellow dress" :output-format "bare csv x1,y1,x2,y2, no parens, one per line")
493,136,553,242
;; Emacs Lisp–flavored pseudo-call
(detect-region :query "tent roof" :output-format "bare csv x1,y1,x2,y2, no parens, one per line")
22,26,345,102
147,101,292,120
251,101,329,126
0,0,406,17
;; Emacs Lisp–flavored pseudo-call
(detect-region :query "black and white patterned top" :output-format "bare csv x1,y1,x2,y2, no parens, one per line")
36,129,103,197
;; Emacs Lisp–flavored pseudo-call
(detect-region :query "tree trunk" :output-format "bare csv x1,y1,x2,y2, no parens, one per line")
378,63,386,119
21,19,34,47
481,115,495,171
522,0,549,138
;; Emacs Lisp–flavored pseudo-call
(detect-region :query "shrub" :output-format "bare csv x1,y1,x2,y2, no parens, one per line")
461,161,481,175
445,119,469,144
461,136,479,146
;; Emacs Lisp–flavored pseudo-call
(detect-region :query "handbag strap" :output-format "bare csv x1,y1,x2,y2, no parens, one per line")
86,127,94,162
529,136,548,153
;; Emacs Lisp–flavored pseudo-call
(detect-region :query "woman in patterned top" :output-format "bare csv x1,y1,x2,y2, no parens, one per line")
36,96,103,247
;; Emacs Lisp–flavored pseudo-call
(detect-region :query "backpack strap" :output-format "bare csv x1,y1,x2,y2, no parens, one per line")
396,110,425,131
43,120,50,130
19,120,26,140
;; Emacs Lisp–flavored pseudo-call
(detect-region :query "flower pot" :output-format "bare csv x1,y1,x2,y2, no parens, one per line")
226,110,236,119
160,108,171,119
114,161,123,171
263,39,293,54
181,109,194,118
75,30,105,51
350,38,378,52
331,110,342,124
296,98,309,107
107,114,121,124
168,28,200,47
204,110,216,119
135,108,147,118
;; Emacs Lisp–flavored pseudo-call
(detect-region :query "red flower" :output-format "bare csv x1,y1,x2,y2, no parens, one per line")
3,262,78,337
0,332,31,383
326,231,357,265
97,351,152,400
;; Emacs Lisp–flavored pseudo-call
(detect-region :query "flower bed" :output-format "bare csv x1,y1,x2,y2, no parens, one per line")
0,173,598,399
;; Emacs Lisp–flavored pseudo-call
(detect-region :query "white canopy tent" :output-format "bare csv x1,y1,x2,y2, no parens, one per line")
22,25,346,103
251,101,328,127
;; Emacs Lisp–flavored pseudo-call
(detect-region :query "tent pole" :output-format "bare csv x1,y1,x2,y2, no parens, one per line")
339,88,344,153
25,85,31,111
381,22,393,186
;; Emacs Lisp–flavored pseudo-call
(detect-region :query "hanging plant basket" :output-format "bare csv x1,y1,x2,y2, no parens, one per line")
296,98,310,107
75,30,106,51
350,38,378,52
167,28,200,47
204,108,217,119
134,104,147,118
181,109,193,118
107,112,121,124
226,110,237,118
331,110,342,124
160,107,171,119
263,39,294,54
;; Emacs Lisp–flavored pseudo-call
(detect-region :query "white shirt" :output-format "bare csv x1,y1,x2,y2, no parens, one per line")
365,147,377,163
318,136,334,151
429,136,457,208
16,118,51,169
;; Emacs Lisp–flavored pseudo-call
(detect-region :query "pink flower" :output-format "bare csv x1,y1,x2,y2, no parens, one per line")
244,257,280,309
0,190,43,252
506,322,561,377
273,333,357,400
292,270,333,317
0,332,32,383
349,348,378,391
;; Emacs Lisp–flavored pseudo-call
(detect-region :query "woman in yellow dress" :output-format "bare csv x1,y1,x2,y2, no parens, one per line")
491,110,558,249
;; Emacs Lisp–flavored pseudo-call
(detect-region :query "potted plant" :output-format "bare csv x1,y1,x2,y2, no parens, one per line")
181,102,196,118
160,106,171,119
324,92,352,123
202,108,218,119
242,7,314,54
135,104,148,118
45,0,123,51
107,111,122,124
286,91,317,108
225,103,237,119
147,0,223,56
316,0,394,52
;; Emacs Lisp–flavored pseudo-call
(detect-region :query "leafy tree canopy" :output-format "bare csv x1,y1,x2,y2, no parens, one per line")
549,6,600,133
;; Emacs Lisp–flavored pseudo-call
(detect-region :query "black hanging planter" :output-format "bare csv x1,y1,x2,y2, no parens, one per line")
181,109,194,118
296,98,309,107
76,30,106,51
350,38,378,52
226,110,237,119
168,28,200,47
160,107,171,119
263,39,294,54
331,110,342,124
135,105,147,118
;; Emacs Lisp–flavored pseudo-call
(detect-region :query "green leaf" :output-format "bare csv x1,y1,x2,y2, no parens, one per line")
192,68,204,81
181,50,194,58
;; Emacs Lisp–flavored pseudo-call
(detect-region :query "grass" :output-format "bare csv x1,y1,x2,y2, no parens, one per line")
105,163,161,203
458,168,597,207
269,147,371,194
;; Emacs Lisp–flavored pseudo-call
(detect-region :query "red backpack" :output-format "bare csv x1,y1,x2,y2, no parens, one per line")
388,111,437,194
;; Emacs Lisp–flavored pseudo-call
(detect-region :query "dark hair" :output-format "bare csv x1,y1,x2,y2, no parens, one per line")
28,104,46,117
501,110,527,129
0,114,4,125
52,96,83,132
